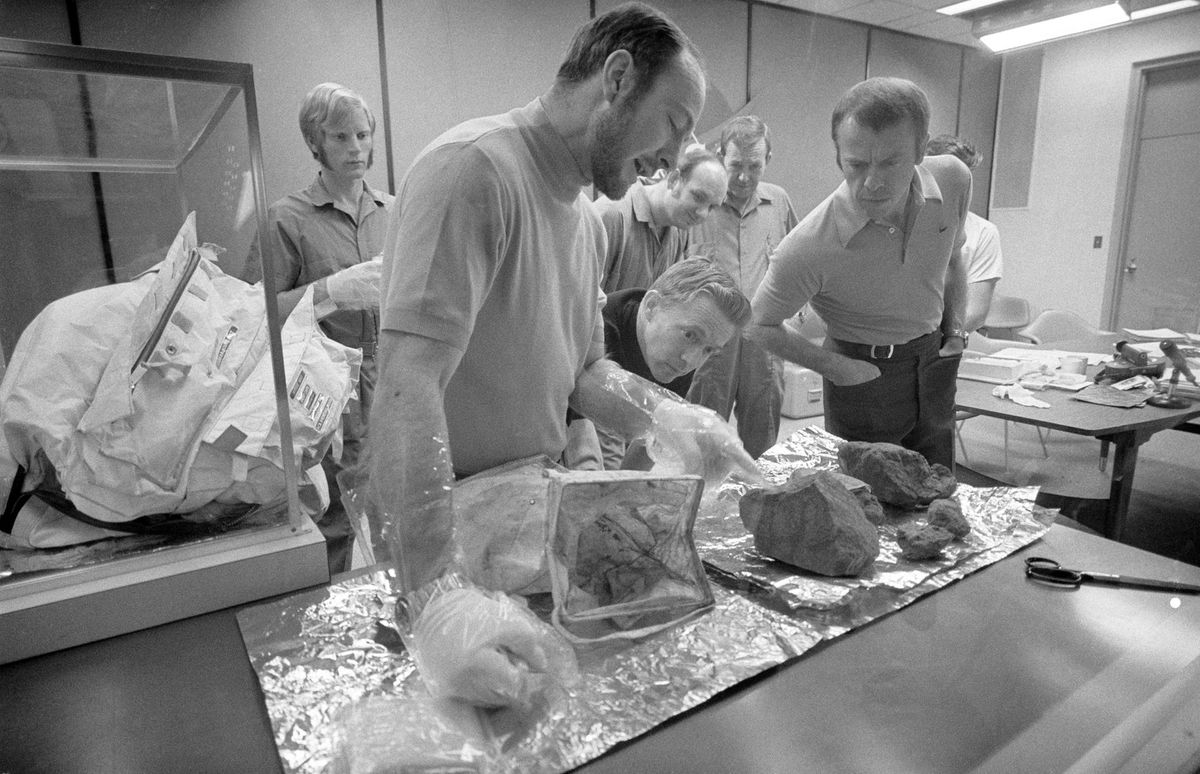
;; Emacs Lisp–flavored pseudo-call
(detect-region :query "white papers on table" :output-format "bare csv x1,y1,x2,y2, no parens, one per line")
989,347,1109,366
1123,327,1187,341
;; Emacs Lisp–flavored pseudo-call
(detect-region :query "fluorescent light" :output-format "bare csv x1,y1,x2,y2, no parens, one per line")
979,1,1129,50
938,0,1010,16
1131,0,1198,18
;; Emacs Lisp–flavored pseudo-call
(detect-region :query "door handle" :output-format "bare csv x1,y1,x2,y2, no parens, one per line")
1125,260,1138,273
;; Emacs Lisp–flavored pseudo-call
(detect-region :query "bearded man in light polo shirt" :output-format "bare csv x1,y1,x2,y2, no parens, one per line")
750,77,969,468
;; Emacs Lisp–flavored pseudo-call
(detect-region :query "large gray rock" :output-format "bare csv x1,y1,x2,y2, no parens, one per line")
836,441,957,508
739,470,880,577
788,468,885,525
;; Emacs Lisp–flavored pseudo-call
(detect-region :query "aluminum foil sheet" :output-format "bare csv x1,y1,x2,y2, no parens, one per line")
239,572,822,774
700,426,1054,624
238,426,1055,773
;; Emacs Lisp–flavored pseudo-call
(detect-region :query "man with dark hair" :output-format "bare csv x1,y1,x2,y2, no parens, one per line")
369,3,756,708
597,256,750,468
926,134,1003,332
750,77,970,469
687,115,798,458
595,143,727,293
250,82,392,574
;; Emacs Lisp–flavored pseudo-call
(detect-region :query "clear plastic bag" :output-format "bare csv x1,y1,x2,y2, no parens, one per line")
544,470,714,645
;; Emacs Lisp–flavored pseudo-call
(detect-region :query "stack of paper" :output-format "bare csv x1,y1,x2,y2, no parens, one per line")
959,356,1032,383
1122,327,1189,341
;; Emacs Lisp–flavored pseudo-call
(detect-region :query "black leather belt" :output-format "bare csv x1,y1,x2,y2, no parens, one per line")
832,330,939,360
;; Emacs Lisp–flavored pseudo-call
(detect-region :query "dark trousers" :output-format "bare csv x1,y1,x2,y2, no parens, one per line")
823,331,960,468
317,355,375,575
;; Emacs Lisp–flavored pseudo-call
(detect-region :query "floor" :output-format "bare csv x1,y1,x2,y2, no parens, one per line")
775,412,1200,568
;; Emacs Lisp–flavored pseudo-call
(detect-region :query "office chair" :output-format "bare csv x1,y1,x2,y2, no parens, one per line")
1016,309,1105,345
978,295,1033,340
956,333,1046,466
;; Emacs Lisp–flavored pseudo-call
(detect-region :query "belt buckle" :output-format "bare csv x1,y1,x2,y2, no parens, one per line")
869,343,894,359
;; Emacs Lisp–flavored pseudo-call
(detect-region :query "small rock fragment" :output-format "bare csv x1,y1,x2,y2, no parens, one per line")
896,523,954,560
926,497,970,538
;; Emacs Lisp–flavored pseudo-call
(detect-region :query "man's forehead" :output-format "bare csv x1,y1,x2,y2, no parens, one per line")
325,109,369,130
726,139,767,161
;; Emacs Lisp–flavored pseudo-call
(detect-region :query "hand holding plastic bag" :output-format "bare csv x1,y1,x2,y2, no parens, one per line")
402,579,577,711
645,399,764,491
325,257,382,310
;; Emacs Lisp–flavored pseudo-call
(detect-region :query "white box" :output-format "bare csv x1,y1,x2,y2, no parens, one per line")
782,363,824,418
959,356,1030,383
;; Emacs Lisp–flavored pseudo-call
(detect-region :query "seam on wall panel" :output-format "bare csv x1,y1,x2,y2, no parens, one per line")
746,0,753,106
864,27,872,81
376,0,395,195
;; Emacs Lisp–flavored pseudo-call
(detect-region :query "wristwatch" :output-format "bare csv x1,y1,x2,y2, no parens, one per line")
946,329,970,347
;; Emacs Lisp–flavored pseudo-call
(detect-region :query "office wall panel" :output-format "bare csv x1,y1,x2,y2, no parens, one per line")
867,29,962,146
0,0,72,43
598,0,749,137
74,0,385,210
957,49,1001,216
750,4,868,217
383,0,588,182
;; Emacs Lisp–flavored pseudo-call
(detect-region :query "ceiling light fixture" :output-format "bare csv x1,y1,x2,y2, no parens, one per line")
969,0,1130,51
1130,0,1198,18
937,0,1010,15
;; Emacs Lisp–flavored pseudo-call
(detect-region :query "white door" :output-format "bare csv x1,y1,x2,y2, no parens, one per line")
1113,58,1200,333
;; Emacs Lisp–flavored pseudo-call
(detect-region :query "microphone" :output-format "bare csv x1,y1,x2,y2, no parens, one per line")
1161,340,1198,386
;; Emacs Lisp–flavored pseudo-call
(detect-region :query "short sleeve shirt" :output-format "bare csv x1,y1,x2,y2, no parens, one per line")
380,99,607,475
260,174,392,349
753,155,972,345
687,180,798,296
964,211,1002,284
594,180,689,293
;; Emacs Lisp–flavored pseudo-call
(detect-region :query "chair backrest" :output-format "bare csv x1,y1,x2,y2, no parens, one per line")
965,332,1037,356
980,295,1033,339
1016,309,1101,345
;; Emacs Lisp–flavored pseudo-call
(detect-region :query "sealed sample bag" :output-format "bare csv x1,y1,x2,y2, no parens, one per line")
545,470,713,645
0,214,360,548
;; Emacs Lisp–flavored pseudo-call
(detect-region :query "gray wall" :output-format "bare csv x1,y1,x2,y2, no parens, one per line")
0,0,999,355
0,0,998,214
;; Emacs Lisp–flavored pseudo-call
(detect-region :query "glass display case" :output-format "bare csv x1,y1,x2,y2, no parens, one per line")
0,37,329,663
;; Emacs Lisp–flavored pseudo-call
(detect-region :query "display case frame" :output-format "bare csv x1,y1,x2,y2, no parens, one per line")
0,37,329,664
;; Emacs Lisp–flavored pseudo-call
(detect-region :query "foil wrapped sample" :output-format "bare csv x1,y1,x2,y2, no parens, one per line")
238,426,1054,773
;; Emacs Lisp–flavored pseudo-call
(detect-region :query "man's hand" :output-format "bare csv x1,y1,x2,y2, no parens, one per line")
325,257,383,310
939,334,966,358
646,400,764,488
410,586,554,710
827,357,881,386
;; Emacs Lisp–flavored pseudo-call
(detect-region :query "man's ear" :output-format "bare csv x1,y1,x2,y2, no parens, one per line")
914,132,929,166
602,49,635,104
642,289,661,316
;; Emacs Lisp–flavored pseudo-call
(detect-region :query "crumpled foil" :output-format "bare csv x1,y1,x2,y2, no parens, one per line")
238,426,1054,773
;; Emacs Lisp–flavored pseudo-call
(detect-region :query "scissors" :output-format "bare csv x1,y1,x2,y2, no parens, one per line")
1024,556,1200,594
